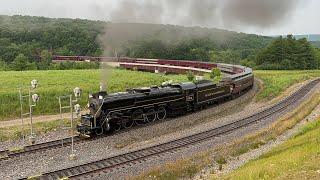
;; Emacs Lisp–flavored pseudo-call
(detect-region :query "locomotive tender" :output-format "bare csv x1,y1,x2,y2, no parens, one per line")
77,67,254,136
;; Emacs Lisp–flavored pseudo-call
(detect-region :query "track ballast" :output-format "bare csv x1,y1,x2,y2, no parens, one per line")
21,78,320,180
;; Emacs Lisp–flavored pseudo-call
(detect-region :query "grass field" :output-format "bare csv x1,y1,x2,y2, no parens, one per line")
223,119,320,180
254,70,320,100
0,68,186,121
1,69,320,121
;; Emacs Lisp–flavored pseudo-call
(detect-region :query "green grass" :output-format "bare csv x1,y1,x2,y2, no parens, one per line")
254,70,320,100
2,69,320,120
0,119,71,141
222,119,320,180
0,68,186,121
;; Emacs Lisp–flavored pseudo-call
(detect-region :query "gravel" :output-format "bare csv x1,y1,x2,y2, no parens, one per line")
0,79,260,151
0,79,316,180
194,94,320,180
98,79,320,180
0,130,72,151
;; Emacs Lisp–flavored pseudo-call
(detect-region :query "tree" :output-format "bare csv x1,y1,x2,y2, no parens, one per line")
38,50,52,70
11,54,36,71
210,68,221,80
0,58,8,71
315,48,320,69
255,35,318,70
11,54,28,71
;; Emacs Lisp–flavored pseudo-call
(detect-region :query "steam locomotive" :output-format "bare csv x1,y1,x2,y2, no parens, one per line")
77,71,254,136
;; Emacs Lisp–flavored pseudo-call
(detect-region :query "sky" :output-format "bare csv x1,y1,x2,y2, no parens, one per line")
0,0,318,36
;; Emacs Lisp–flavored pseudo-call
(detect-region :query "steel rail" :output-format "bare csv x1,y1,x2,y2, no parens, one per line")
0,136,83,161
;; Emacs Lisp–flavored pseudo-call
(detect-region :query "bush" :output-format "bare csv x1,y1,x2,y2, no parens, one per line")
187,71,195,81
0,58,9,71
210,68,221,80
11,54,37,71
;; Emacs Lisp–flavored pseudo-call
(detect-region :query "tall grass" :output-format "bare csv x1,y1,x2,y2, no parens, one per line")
223,119,320,180
0,69,186,121
254,70,320,100
220,92,320,180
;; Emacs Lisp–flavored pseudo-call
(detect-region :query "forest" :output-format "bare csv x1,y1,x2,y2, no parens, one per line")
0,15,319,71
0,15,103,70
252,35,319,70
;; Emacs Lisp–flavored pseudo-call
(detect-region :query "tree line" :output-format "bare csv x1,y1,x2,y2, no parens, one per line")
0,15,103,71
0,15,319,71
242,35,319,70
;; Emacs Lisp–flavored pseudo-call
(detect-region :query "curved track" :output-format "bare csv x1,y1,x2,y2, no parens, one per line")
1,58,252,161
21,78,320,180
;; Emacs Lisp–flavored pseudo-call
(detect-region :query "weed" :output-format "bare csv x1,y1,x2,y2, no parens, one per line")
215,155,227,165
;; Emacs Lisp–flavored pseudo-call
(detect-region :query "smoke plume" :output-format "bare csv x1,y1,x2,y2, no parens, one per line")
221,0,300,28
108,0,301,29
99,0,301,89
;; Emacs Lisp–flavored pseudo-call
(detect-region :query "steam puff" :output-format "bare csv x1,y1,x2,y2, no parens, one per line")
222,0,300,27
110,0,164,23
108,0,300,28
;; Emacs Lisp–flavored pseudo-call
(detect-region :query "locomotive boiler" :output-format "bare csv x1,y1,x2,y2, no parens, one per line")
77,75,253,136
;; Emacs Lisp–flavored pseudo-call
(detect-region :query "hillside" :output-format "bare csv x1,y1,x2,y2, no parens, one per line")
224,120,320,179
0,15,271,64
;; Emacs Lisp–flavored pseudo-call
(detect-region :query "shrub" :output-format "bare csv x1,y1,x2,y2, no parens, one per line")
210,68,221,80
187,71,195,81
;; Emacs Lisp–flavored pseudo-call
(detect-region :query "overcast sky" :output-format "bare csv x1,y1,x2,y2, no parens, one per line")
0,0,318,35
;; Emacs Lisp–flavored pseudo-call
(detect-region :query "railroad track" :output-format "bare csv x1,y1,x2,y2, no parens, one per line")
20,78,319,180
0,85,250,161
0,136,83,161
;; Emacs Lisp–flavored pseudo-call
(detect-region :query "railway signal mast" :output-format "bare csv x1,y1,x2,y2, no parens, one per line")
58,87,81,160
19,79,39,144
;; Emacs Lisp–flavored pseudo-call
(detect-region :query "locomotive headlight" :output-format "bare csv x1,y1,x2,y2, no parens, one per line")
31,79,38,89
32,94,39,103
99,95,103,100
74,87,81,98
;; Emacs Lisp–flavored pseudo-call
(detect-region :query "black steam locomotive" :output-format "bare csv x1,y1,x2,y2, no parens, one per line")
77,72,253,136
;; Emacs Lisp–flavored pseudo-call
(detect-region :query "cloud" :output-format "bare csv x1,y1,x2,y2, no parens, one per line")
0,0,314,34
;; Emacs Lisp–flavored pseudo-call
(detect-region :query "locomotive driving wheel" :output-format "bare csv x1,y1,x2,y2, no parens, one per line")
106,112,121,132
157,107,166,121
146,108,156,123
132,109,145,125
122,117,134,129
111,121,121,131
95,114,107,136
95,126,104,136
